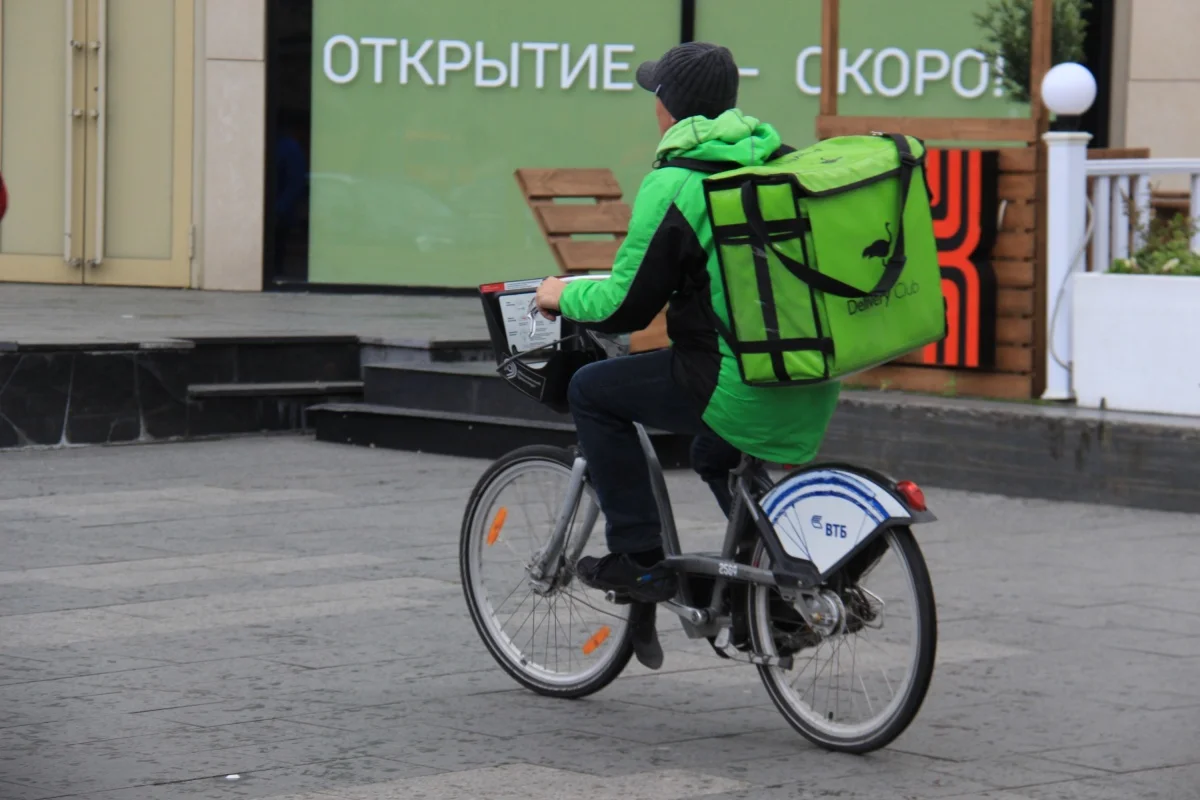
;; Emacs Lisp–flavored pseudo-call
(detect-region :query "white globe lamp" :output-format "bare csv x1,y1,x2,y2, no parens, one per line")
1041,63,1097,130
1039,63,1096,403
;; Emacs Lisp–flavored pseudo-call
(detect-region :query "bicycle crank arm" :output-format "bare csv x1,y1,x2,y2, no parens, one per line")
663,599,709,626
603,591,710,626
711,629,796,669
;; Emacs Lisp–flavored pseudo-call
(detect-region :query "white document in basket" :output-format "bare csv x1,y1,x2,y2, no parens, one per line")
498,292,561,358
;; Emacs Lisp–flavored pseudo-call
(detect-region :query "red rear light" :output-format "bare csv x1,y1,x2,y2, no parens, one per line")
895,480,927,512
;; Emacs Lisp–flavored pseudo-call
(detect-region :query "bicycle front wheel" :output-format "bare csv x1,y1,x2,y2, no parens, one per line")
749,527,937,753
460,445,633,698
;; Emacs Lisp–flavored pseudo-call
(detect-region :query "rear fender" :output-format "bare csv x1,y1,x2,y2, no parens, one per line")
757,463,934,582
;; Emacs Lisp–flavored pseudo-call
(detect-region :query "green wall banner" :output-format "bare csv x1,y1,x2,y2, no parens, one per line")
307,1,1024,287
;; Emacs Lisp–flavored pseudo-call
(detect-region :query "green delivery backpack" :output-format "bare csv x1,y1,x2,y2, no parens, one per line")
663,133,945,386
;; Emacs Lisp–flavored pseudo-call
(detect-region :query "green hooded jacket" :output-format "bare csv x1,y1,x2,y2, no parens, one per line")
558,109,841,465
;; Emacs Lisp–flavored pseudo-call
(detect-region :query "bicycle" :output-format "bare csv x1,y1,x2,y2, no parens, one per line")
460,278,939,754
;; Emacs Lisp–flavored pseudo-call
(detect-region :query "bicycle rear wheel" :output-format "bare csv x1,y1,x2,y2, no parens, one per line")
748,527,937,753
460,445,633,698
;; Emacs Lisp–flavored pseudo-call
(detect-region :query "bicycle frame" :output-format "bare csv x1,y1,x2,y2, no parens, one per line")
530,422,934,645
531,424,817,639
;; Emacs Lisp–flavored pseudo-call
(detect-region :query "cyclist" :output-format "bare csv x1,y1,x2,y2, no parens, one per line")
533,42,841,669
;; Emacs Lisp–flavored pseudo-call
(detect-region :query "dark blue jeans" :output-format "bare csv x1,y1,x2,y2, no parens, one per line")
568,349,742,554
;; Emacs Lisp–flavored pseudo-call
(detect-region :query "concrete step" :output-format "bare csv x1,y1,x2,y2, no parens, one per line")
188,381,364,399
309,402,691,465
359,338,493,368
361,362,564,423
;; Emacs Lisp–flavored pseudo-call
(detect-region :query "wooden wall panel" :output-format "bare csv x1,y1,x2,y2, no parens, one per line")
858,145,1040,398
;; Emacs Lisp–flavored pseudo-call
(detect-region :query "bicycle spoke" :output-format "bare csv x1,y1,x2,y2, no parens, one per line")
834,631,843,721
553,595,561,673
498,581,533,627
792,635,830,688
526,595,543,663
851,633,889,710
515,483,544,553
557,587,627,622
498,537,527,564
565,592,575,672
858,673,875,716
536,472,559,530
850,629,862,716
810,640,839,711
544,592,552,671
508,592,540,648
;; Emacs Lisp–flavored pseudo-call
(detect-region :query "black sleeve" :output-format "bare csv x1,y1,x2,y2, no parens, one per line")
577,204,706,335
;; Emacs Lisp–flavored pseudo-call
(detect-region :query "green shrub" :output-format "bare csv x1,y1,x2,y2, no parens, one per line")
975,0,1091,104
1110,212,1200,276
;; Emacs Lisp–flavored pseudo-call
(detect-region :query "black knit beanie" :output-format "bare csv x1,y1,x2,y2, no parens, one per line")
635,42,739,121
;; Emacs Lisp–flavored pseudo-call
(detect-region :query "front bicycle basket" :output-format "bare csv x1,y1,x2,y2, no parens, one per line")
479,278,621,414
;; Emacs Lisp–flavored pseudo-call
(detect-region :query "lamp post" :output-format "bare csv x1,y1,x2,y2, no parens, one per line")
1041,63,1097,402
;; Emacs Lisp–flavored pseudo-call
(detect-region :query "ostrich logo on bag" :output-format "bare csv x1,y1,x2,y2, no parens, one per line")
861,222,894,264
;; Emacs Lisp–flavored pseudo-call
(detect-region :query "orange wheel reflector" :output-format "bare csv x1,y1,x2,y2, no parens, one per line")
486,507,507,546
581,626,611,655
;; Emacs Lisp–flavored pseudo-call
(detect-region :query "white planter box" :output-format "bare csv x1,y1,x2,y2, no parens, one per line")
1072,273,1200,416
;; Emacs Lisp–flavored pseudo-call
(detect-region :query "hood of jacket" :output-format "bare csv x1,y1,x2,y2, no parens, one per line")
655,109,782,166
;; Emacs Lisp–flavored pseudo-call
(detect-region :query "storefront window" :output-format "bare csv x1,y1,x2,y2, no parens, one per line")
267,1,1106,290
696,0,1030,146
270,0,677,288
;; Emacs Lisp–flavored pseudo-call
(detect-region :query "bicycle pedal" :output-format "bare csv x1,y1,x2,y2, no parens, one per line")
707,628,736,660
707,639,734,660
603,590,634,605
748,652,794,670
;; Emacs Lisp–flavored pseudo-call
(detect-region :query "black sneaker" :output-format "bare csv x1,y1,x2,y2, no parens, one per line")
629,601,664,670
575,551,677,604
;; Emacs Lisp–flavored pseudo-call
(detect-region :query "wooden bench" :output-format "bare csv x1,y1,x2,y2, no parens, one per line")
515,168,669,352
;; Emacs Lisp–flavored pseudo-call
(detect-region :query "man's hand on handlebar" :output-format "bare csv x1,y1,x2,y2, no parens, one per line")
535,277,566,321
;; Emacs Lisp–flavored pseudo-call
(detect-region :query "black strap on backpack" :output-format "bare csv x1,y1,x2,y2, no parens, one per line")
656,144,796,174
659,146,810,245
739,133,918,299
657,143,837,375
657,144,832,376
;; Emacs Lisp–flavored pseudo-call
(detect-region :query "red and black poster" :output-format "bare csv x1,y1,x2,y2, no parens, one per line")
918,149,1000,369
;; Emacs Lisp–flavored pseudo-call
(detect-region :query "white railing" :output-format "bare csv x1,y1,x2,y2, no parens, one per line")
1043,136,1200,401
1086,158,1200,273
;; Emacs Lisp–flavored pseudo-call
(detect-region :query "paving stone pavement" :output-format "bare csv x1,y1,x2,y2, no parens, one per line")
0,437,1197,800
0,285,485,345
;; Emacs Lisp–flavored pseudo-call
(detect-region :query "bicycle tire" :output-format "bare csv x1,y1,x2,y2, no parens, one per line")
460,445,634,698
749,527,937,753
